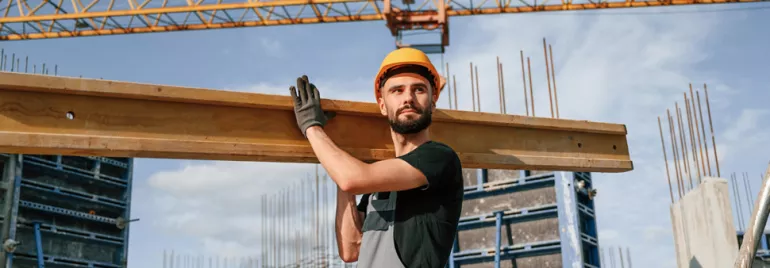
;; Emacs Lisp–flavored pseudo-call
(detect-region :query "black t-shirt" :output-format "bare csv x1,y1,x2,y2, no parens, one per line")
357,141,464,268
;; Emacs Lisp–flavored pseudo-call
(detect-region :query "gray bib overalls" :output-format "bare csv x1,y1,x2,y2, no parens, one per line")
357,191,407,268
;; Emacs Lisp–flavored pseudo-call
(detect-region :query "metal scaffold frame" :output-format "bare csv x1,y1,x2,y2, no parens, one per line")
0,153,134,268
737,230,770,262
447,170,600,268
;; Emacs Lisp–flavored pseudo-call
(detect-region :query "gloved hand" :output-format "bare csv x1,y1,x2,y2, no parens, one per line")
290,75,335,137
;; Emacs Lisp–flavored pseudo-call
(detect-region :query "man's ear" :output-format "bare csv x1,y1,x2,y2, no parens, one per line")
377,96,387,116
431,87,440,110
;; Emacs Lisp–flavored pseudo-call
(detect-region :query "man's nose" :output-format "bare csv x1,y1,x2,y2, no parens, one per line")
402,88,416,103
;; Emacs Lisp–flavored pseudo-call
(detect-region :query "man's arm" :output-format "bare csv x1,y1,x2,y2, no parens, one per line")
305,126,428,195
335,188,365,262
289,75,428,194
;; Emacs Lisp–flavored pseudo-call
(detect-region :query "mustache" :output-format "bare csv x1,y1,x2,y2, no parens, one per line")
397,105,422,115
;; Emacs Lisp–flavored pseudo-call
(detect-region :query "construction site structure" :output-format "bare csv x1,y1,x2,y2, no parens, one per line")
0,58,135,268
656,83,770,268
1,1,766,266
450,169,599,267
0,153,134,268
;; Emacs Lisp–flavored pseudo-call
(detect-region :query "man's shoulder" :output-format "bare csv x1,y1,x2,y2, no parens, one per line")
399,141,461,173
413,141,459,158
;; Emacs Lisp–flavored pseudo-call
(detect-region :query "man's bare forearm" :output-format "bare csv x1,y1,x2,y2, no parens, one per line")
335,186,364,262
305,126,368,191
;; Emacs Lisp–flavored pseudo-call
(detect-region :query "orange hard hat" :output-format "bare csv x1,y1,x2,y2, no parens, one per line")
374,48,446,100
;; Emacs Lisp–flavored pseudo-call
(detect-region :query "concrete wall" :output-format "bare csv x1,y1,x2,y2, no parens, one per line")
670,177,739,268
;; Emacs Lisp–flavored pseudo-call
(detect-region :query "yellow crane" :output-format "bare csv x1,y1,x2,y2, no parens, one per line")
0,0,766,50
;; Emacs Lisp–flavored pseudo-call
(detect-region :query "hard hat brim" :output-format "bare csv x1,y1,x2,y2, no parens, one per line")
374,62,445,100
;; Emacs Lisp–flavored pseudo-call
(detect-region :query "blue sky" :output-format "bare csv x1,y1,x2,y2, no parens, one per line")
2,4,770,267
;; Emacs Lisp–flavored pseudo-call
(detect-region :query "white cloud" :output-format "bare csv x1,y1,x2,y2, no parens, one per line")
723,108,769,143
141,160,341,263
259,37,283,57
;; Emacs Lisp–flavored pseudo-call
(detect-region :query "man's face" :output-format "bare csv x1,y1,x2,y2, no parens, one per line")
377,72,436,134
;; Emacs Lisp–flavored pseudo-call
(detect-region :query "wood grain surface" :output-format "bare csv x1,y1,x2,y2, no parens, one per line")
0,72,633,172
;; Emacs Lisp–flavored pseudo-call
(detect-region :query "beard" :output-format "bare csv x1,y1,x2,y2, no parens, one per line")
388,104,433,134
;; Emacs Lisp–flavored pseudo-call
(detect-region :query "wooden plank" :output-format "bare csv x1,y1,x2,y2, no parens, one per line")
0,72,633,172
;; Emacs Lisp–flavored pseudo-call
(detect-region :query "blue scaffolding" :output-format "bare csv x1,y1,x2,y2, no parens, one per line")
0,153,134,268
447,170,601,268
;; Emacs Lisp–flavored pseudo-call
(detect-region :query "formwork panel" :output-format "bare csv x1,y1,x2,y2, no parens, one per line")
461,187,556,217
458,217,560,249
450,170,600,268
462,253,562,268
0,154,134,268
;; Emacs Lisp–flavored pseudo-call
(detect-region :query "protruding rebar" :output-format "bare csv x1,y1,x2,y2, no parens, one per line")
732,173,745,231
548,44,559,118
619,247,626,268
497,57,503,114
470,62,476,112
703,84,720,177
543,38,554,118
627,247,633,268
610,246,616,268
527,57,535,117
695,91,712,177
668,110,684,199
475,65,481,111
744,172,754,212
684,94,702,185
500,62,507,114
658,116,675,203
520,50,529,116
315,165,320,268
689,85,706,178
676,103,692,190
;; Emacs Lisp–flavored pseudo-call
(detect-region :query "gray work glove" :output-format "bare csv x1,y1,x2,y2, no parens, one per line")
290,75,335,137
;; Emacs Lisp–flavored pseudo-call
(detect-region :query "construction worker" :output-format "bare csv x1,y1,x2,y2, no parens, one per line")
289,47,464,267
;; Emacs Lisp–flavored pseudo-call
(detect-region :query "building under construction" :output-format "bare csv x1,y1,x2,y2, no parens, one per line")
0,153,134,268
450,169,599,267
0,53,135,268
0,0,767,266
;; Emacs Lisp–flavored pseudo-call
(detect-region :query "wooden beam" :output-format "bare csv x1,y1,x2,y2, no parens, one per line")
0,72,633,172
